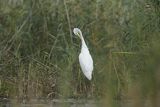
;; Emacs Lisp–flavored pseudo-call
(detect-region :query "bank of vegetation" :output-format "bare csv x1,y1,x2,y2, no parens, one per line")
0,0,160,106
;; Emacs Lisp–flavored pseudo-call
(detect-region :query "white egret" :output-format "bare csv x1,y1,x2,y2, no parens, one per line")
73,28,93,80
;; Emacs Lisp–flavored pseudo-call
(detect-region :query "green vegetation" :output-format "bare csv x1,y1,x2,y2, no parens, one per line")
0,0,160,106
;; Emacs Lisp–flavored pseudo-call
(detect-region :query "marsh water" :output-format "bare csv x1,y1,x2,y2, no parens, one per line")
1,99,97,107
0,98,158,107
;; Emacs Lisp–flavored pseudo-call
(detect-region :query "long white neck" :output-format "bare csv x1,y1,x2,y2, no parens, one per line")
80,34,88,49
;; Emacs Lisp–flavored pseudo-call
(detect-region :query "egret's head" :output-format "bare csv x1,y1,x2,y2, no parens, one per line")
73,28,82,39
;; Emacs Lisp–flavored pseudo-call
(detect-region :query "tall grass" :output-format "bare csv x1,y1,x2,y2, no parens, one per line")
0,0,160,106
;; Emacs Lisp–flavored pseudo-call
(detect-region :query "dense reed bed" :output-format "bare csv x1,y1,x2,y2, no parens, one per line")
0,0,160,106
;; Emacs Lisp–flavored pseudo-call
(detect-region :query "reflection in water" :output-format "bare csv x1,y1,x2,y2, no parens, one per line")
0,99,98,107
0,98,159,107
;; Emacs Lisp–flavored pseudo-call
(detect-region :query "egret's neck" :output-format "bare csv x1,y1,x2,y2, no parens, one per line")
80,35,88,49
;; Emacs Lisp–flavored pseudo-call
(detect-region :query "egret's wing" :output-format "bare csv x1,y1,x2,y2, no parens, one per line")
79,51,93,80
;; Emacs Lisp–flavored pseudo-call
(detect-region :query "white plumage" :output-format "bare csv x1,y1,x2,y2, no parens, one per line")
73,28,93,80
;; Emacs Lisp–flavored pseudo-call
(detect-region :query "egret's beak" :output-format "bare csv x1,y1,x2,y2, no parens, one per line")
77,33,81,39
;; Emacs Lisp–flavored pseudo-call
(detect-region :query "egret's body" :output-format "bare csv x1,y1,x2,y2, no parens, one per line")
73,28,93,80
